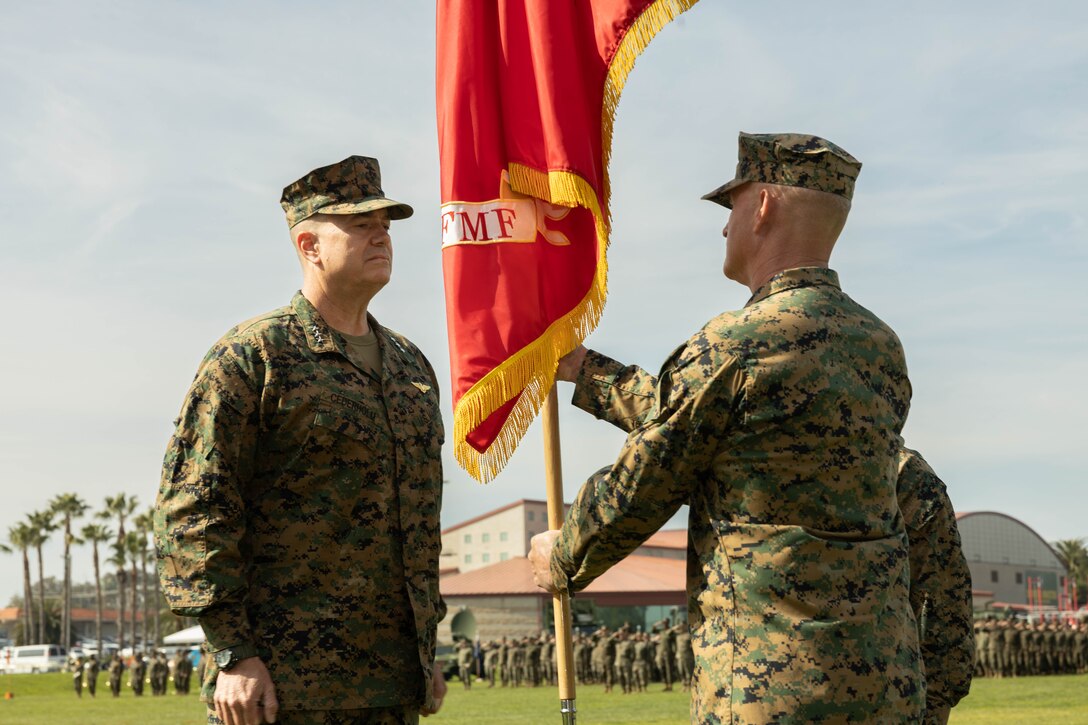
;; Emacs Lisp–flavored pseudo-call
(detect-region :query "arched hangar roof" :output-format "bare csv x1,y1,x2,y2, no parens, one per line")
956,511,1065,571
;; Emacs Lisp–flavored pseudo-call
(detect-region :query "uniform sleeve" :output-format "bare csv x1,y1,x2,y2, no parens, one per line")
897,448,974,713
552,350,743,592
571,349,659,432
154,347,262,651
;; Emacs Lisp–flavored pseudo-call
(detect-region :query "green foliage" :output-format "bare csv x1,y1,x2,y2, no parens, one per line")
2,672,1086,724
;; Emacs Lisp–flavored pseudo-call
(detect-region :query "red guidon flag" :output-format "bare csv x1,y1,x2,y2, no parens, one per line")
438,0,700,482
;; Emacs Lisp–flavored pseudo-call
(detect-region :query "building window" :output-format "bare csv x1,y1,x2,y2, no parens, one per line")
464,534,472,544
482,533,490,543
1016,572,1023,584
500,532,508,542
500,552,509,561
528,511,535,521
482,553,490,563
465,554,472,564
991,570,999,583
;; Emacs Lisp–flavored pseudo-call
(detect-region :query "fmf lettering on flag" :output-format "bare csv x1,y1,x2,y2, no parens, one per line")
438,0,701,482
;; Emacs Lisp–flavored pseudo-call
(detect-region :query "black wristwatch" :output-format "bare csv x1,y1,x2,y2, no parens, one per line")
214,643,260,671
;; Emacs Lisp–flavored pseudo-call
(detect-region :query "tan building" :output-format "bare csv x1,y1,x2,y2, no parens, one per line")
440,499,569,574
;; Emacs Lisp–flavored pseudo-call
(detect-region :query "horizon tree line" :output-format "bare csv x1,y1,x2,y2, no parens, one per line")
1,492,180,652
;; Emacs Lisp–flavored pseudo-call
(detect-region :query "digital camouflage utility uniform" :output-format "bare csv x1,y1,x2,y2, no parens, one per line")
897,447,974,722
155,292,446,716
552,267,924,723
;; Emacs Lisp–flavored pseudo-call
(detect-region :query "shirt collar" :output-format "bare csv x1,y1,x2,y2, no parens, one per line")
292,292,341,354
291,291,409,381
746,267,841,307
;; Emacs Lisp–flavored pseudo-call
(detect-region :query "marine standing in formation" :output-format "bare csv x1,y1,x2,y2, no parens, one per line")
130,654,146,696
84,653,99,698
150,652,169,696
173,649,194,695
71,655,83,697
155,155,447,725
531,132,927,723
107,654,124,697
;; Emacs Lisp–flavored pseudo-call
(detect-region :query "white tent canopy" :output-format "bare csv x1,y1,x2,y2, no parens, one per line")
162,625,205,646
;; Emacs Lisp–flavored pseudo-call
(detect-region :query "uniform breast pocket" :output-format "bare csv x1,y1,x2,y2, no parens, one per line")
313,409,386,449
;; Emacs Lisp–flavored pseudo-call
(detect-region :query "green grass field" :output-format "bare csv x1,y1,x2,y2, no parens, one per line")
1,672,1086,724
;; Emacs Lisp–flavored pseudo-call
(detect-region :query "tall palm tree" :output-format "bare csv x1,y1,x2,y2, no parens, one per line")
124,531,142,653
81,523,112,658
133,509,154,650
99,494,138,651
5,524,36,643
108,540,128,652
1054,538,1088,605
50,493,90,648
27,510,57,643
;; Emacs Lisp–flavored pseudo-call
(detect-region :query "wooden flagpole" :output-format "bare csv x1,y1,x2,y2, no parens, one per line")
542,384,576,724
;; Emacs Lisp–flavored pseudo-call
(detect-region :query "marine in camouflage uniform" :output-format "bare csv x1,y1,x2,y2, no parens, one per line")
130,655,146,696
174,649,194,695
897,448,974,722
673,623,694,692
150,652,169,695
108,654,124,697
534,133,925,723
84,654,100,697
456,640,474,689
155,156,446,725
72,656,84,697
653,621,675,691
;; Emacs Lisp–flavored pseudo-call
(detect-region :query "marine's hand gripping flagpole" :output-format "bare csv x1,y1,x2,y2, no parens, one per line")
543,385,576,723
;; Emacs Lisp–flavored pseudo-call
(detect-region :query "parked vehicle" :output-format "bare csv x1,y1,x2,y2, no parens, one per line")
4,644,68,673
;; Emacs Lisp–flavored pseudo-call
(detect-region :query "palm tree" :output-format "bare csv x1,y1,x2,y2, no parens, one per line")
108,540,128,652
81,523,112,658
50,493,90,648
99,494,138,651
6,524,36,644
27,510,57,643
1054,538,1088,606
124,531,142,653
133,509,154,650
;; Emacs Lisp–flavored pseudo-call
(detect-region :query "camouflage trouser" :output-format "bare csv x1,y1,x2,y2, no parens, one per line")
208,707,418,725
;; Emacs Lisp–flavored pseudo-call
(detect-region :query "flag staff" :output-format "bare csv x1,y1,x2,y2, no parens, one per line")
543,384,577,724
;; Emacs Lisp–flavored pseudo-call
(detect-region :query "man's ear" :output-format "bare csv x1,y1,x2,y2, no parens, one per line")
295,229,321,265
753,188,772,234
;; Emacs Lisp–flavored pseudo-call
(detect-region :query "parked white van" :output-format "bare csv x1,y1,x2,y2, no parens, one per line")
6,644,68,673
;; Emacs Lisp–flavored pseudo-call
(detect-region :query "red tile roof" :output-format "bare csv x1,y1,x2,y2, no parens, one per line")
0,607,144,623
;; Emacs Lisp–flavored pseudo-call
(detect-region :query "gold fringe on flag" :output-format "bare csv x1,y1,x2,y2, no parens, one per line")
453,0,702,483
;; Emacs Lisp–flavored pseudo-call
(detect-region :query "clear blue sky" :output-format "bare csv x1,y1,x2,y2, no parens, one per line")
1,2,1085,605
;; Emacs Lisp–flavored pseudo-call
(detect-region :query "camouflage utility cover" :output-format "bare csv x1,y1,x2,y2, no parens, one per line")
155,292,446,712
555,267,924,722
280,155,414,227
897,447,975,720
702,132,862,209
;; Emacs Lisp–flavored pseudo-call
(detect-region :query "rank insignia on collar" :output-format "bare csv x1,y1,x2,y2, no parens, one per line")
412,381,432,393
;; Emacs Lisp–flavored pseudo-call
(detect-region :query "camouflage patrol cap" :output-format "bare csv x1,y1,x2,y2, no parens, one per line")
702,132,862,209
280,155,413,227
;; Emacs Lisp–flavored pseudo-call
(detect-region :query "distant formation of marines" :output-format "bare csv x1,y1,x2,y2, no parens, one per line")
69,649,199,698
469,619,695,692
974,617,1088,678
